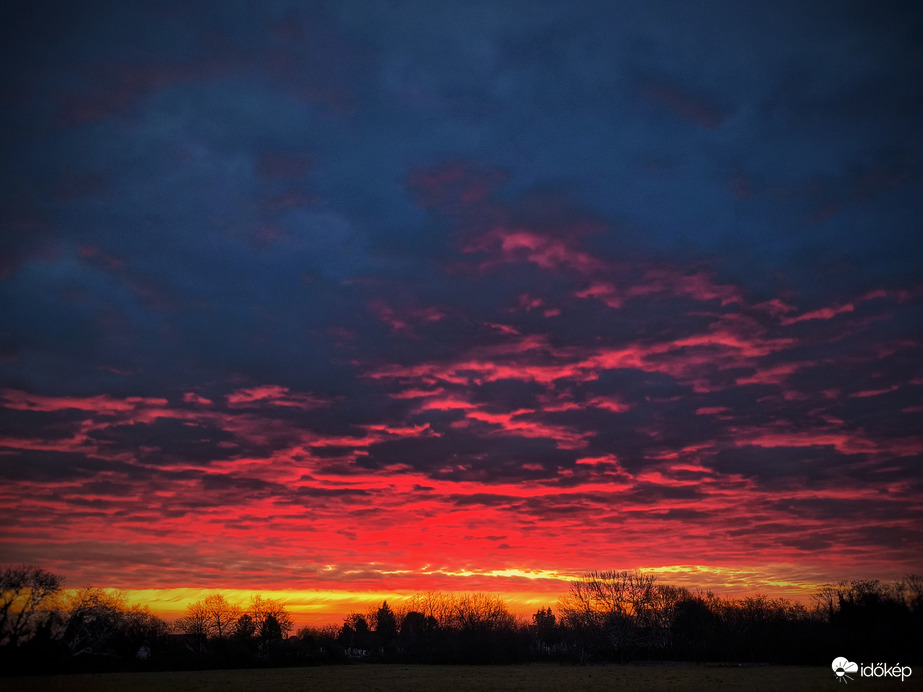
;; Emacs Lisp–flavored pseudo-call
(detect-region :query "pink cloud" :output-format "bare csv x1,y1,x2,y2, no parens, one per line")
370,305,797,396
465,227,605,275
630,268,742,306
226,385,328,409
368,299,446,335
465,408,590,450
360,423,437,438
781,303,855,325
735,361,814,387
753,298,796,317
369,359,590,387
576,266,742,308
729,423,889,457
388,387,445,400
182,392,214,406
415,395,477,412
586,396,630,413
580,324,793,392
0,389,168,414
849,385,900,399
575,282,623,308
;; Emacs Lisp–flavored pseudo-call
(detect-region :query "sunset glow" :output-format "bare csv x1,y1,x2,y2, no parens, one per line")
1,2,921,629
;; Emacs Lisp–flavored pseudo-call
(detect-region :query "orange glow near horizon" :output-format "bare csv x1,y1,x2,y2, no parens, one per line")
102,563,836,630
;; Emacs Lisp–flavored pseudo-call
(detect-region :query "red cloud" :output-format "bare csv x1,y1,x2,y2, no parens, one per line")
226,385,328,409
368,299,446,334
576,266,742,308
632,268,742,306
464,408,591,450
0,389,168,414
586,396,630,413
182,392,214,406
465,227,605,275
781,303,855,325
575,282,624,308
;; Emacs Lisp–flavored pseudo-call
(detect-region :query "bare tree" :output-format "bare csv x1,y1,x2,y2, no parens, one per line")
64,588,125,657
0,565,64,647
561,570,657,616
203,593,240,639
401,592,455,629
177,593,242,641
812,583,840,621
248,594,293,638
558,570,657,658
452,593,516,633
62,588,166,659
176,599,210,644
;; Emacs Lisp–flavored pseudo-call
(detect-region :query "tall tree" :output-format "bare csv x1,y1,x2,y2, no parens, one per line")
532,607,558,646
259,614,283,642
248,594,293,638
234,613,257,641
202,593,240,640
375,601,398,647
452,593,516,633
558,570,657,660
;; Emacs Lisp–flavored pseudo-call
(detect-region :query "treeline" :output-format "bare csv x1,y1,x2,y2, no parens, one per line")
2,565,921,674
554,570,921,665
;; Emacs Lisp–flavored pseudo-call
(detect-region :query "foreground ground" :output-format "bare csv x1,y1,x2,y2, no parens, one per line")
2,663,920,692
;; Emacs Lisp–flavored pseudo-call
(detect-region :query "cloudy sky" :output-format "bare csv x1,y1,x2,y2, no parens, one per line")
1,1,921,621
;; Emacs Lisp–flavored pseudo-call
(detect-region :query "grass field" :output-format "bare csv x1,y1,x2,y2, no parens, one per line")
2,663,919,692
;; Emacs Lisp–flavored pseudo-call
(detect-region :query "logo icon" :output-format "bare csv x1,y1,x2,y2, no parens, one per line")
832,657,858,683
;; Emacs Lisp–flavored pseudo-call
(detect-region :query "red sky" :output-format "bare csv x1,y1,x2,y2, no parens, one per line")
1,3,921,626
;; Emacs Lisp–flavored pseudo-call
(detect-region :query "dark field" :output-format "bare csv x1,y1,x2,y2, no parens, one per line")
2,664,920,692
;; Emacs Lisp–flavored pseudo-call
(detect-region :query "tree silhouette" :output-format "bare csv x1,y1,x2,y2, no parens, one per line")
63,588,167,659
0,565,64,648
248,594,293,638
532,607,558,654
375,601,398,650
234,613,256,641
176,599,210,649
338,613,374,653
260,613,283,642
3,564,920,670
203,593,240,639
671,594,719,661
558,570,657,660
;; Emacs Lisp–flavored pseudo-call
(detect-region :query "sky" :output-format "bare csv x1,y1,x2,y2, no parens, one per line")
1,1,921,625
